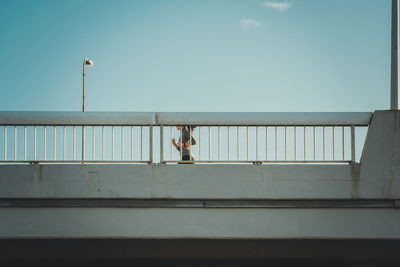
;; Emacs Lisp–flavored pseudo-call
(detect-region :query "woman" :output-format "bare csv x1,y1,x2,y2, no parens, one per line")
172,126,196,161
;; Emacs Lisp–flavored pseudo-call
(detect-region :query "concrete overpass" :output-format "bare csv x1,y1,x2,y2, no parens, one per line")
0,110,399,265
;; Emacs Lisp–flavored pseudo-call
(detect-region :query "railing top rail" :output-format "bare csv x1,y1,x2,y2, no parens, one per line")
156,112,372,126
0,111,372,126
0,112,156,126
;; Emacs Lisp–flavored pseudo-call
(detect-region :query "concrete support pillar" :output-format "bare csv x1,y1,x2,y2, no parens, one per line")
360,111,400,198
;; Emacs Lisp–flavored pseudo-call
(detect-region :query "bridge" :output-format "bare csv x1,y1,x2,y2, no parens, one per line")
0,110,399,265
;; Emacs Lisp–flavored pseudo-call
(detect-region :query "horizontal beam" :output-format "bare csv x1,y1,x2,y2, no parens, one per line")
0,112,372,126
0,112,156,126
1,198,398,208
156,112,372,126
1,207,400,239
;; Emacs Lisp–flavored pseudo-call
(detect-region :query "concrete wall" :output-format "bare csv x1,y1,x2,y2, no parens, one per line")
0,164,364,199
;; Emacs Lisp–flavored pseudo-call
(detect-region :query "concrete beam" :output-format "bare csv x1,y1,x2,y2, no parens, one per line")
0,207,399,239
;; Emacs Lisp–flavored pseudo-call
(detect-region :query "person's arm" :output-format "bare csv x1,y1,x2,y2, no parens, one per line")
172,138,179,150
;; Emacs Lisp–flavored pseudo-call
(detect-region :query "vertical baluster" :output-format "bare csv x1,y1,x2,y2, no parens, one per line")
227,126,230,161
149,126,153,164
189,126,192,162
294,126,296,161
323,126,325,161
160,126,164,163
303,127,306,161
34,126,36,161
63,126,66,161
237,127,239,161
313,126,315,161
44,126,46,161
199,126,201,161
53,126,56,161
246,127,249,161
180,127,182,161
140,126,143,161
92,126,95,161
218,126,220,160
275,126,277,161
342,126,345,161
208,126,211,161
121,126,124,160
73,126,75,160
3,126,6,160
256,126,258,161
81,126,85,162
14,126,17,161
102,126,105,161
333,127,335,160
24,126,26,161
170,126,172,161
112,126,114,160
131,126,133,161
284,126,287,161
265,126,268,161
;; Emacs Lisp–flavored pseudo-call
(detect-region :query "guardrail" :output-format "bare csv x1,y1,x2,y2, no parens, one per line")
0,112,372,164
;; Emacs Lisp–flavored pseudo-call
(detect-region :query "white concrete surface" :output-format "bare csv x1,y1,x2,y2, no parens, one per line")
360,110,400,198
0,164,365,199
0,207,399,239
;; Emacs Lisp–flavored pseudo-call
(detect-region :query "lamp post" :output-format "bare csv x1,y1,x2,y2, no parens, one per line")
82,58,94,112
82,58,93,162
391,0,399,110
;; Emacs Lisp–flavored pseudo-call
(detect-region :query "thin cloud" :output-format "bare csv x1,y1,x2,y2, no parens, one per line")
263,1,293,11
240,18,261,29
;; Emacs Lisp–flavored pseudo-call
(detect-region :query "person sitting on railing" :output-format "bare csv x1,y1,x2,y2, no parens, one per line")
172,126,196,162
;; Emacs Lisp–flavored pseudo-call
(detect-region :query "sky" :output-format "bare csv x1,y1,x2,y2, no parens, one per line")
0,0,394,112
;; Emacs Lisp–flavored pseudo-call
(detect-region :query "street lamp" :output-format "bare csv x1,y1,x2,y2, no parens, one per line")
82,58,94,112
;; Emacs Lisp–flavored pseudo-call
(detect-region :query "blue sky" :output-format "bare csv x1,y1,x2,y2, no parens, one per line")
0,0,393,112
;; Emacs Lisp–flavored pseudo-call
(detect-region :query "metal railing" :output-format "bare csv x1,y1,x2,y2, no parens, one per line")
0,112,372,164
161,125,358,164
0,112,154,163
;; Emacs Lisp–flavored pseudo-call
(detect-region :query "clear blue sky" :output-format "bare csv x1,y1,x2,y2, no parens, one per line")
0,0,393,112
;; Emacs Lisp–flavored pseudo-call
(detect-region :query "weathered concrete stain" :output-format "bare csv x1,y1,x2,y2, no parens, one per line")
350,164,361,198
384,112,400,198
32,164,43,183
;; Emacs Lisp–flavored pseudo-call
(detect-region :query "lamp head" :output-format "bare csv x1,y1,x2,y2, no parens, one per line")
84,58,94,66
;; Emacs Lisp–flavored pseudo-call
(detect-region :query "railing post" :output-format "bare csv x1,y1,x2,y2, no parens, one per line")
149,125,153,164
81,126,85,163
160,125,164,164
3,126,6,161
350,125,355,164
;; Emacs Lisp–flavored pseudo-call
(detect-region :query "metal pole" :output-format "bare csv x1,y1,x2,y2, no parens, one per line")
391,0,399,110
82,60,86,112
82,60,85,163
351,125,355,164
